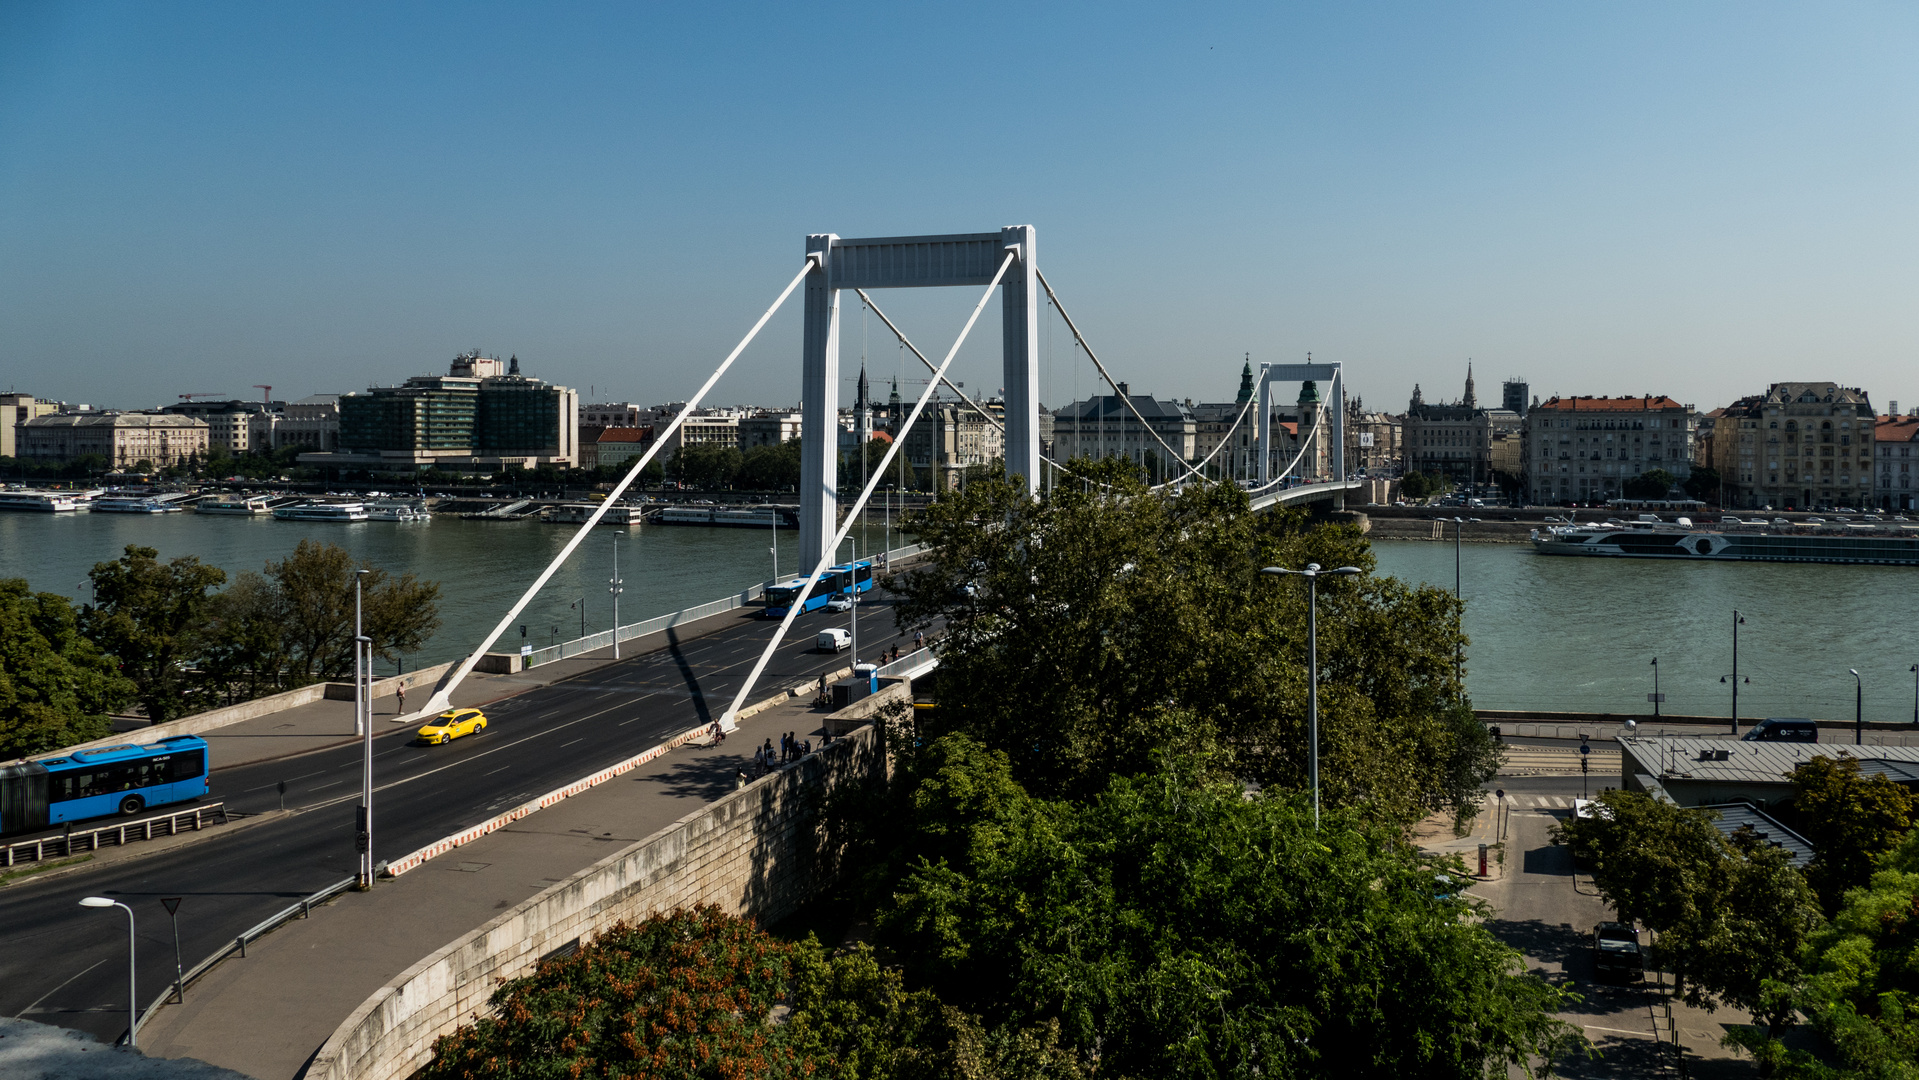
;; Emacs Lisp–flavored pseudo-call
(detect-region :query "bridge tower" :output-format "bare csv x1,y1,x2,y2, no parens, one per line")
1256,360,1346,505
800,226,1039,571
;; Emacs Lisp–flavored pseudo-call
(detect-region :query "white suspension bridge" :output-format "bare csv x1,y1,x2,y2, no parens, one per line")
420,225,1363,728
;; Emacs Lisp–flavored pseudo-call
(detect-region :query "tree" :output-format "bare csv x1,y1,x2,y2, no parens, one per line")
1683,465,1722,504
671,442,743,489
739,439,803,491
889,473,1491,822
1400,471,1443,499
267,540,442,680
1554,790,1823,1039
81,545,226,723
197,571,290,702
1622,469,1678,499
874,735,1578,1078
0,579,133,757
1787,756,1914,913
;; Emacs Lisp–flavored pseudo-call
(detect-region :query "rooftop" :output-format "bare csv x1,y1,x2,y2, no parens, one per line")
1618,735,1919,787
1876,416,1919,442
1533,395,1688,412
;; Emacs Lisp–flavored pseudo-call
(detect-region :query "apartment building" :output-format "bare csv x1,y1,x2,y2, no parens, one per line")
17,412,211,469
1875,414,1919,511
1525,395,1696,504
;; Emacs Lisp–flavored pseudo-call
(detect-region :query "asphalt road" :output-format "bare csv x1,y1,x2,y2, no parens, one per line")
0,598,922,1045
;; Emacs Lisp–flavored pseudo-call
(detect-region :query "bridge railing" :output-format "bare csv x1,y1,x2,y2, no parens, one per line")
1,802,229,868
520,542,928,670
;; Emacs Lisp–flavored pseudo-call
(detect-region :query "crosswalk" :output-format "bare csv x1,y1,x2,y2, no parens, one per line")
1496,795,1590,808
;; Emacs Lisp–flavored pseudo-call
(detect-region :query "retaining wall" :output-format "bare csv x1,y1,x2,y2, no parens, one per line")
305,720,887,1080
43,663,456,761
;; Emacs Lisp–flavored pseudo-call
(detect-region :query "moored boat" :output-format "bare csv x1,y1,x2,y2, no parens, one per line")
273,501,370,522
1531,520,1919,566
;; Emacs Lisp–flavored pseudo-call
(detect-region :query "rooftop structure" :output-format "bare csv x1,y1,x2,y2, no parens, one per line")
1618,735,1919,811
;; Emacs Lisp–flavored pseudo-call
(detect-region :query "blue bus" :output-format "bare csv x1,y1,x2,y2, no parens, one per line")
760,560,875,618
0,735,211,835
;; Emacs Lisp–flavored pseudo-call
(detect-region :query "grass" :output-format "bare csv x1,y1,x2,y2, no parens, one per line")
0,853,94,888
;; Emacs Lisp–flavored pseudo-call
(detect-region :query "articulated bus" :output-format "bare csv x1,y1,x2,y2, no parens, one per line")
0,735,211,835
760,559,876,618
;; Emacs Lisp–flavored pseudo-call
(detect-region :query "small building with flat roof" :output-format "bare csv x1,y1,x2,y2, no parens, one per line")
1617,735,1919,810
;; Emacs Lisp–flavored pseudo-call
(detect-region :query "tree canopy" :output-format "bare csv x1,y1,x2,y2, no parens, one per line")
82,545,227,723
265,539,442,679
0,579,132,758
888,471,1496,821
1787,755,1915,913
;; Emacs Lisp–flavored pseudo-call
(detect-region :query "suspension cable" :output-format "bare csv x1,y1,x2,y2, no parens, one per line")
421,256,820,716
716,252,1016,729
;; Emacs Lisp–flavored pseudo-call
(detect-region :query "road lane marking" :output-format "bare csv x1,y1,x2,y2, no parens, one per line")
560,739,582,748
14,956,110,1018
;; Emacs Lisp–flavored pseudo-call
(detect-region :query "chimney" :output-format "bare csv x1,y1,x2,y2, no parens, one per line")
1116,381,1130,398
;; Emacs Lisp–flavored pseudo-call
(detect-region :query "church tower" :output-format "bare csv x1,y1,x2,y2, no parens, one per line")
1236,354,1254,404
1463,362,1477,409
855,363,872,447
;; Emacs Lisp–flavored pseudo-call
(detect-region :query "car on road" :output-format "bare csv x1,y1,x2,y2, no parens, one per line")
417,708,488,745
825,596,853,613
816,628,851,652
1592,922,1643,982
1742,717,1818,743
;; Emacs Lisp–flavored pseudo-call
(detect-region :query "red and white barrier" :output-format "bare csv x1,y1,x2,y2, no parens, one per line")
380,674,844,878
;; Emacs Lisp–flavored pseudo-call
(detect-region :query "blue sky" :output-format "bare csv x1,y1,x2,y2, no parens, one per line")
3,2,1916,414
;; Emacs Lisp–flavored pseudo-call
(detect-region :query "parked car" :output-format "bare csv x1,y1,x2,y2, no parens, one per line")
1592,922,1643,982
816,628,852,652
417,708,488,745
1742,717,1819,743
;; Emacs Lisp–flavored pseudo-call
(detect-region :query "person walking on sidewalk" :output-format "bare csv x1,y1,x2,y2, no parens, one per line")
396,685,406,716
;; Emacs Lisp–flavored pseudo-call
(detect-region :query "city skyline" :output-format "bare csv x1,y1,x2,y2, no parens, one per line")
5,4,1917,413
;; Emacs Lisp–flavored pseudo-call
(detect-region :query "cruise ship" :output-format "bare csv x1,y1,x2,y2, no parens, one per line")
366,500,431,522
653,505,796,529
274,501,370,522
0,489,91,512
542,503,642,525
1532,518,1919,566
93,493,187,514
197,495,274,515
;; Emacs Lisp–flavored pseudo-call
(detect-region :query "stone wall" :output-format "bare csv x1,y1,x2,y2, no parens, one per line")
305,720,887,1080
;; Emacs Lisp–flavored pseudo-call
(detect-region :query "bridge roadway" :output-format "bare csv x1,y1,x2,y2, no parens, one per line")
0,599,921,1046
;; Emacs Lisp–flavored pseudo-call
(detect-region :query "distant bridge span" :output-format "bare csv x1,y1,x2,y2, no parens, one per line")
1247,480,1367,513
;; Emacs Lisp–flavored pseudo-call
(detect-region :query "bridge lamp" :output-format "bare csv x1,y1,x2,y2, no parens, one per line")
1261,562,1363,830
78,897,138,1048
1850,669,1863,745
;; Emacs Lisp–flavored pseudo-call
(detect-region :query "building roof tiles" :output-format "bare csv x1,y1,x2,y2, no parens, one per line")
1533,395,1687,412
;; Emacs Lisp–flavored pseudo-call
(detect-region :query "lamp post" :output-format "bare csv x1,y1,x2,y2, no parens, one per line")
609,531,624,660
1649,656,1662,718
1261,562,1363,829
1851,668,1864,745
570,595,586,639
1729,610,1745,734
79,897,136,1047
355,569,374,889
1910,663,1917,727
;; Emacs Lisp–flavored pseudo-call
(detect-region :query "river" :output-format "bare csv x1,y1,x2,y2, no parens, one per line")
2,512,1914,724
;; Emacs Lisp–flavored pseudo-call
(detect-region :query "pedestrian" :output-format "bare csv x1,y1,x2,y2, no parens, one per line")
913,631,924,651
735,770,749,790
395,685,406,716
801,739,811,756
763,738,774,770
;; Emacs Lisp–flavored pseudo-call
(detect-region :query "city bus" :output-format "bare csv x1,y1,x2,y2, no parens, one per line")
0,735,211,835
760,559,875,618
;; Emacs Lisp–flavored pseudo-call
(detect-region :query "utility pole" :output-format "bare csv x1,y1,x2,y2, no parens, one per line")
355,570,374,889
610,531,624,659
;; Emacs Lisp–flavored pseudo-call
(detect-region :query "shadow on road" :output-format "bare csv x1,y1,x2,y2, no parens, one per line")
1486,916,1584,971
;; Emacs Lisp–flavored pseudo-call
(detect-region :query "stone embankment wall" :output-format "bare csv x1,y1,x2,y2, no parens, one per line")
305,720,887,1080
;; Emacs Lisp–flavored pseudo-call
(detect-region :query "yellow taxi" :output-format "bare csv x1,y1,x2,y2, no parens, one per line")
417,708,488,745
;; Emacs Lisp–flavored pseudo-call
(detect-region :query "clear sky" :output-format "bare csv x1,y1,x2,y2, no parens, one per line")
4,2,1916,415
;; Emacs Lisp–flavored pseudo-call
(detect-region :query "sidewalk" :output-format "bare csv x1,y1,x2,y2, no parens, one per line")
135,693,847,1080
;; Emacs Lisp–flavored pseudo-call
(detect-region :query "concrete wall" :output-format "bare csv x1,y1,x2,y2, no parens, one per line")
306,720,887,1080
40,663,452,761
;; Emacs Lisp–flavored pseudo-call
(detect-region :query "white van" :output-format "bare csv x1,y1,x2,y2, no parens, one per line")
816,628,851,652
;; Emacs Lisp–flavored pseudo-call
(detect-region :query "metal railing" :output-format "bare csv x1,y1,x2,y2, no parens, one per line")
1,802,229,868
136,875,357,1034
875,645,939,681
520,542,930,670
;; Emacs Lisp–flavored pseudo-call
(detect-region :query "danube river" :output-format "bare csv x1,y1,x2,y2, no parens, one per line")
1,512,1915,723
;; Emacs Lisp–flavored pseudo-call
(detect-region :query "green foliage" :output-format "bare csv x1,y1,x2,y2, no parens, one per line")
81,545,227,723
671,442,744,489
1622,469,1679,499
196,571,291,701
873,735,1578,1078
1554,789,1823,1034
1727,846,1919,1078
267,539,442,679
1683,465,1722,503
888,473,1490,822
1789,756,1915,913
0,579,131,757
1399,471,1444,499
740,438,803,491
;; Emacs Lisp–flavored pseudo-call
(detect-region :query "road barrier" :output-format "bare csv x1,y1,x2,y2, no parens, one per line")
1,802,229,868
518,542,928,670
135,875,356,1037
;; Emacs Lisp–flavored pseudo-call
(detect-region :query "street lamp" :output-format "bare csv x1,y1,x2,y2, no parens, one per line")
1726,610,1745,735
78,897,137,1048
1910,663,1917,728
1851,668,1864,745
1261,562,1363,829
354,569,374,889
609,530,625,660
1649,656,1662,718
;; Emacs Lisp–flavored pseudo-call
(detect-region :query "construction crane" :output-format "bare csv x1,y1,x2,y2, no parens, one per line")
177,393,227,401
253,385,273,404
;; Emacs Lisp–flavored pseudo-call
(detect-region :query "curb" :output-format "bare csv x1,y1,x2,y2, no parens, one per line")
379,674,843,879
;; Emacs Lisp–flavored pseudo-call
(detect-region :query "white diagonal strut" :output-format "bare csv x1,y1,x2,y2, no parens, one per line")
419,256,820,717
715,250,1018,730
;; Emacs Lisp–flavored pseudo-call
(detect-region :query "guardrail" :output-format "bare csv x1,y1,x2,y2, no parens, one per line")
1,802,229,868
136,875,356,1037
519,542,930,670
874,645,938,681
